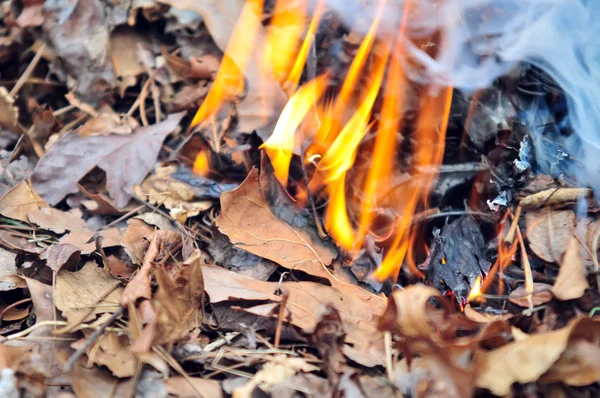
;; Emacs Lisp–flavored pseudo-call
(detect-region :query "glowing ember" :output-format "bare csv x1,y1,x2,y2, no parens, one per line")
468,276,483,302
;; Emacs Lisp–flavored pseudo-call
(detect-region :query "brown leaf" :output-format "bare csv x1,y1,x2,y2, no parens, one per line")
76,113,139,137
152,250,204,345
135,165,213,223
79,184,133,216
509,283,554,307
0,180,48,222
55,262,122,328
16,4,44,27
43,0,115,103
39,243,80,272
120,231,182,307
165,376,223,398
28,207,87,233
0,87,23,135
552,237,590,300
203,265,386,367
475,317,600,396
121,218,155,264
216,168,337,280
234,355,318,397
541,339,600,386
71,332,136,378
525,209,575,263
110,28,148,96
66,352,134,398
31,113,184,208
0,230,44,254
58,227,122,254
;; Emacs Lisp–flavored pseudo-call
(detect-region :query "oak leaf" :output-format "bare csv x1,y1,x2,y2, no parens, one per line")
525,209,575,263
552,237,590,300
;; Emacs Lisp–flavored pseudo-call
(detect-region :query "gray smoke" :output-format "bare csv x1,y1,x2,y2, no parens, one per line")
325,0,600,190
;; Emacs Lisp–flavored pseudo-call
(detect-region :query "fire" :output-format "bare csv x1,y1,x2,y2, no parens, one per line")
193,0,460,283
193,151,210,177
260,75,328,185
467,276,483,302
190,0,264,128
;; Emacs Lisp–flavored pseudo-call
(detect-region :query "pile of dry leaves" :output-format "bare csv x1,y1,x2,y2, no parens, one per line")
0,0,599,397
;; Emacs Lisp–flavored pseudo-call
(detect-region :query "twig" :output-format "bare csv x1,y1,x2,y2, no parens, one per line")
52,104,75,117
504,205,522,244
515,224,534,310
63,307,125,372
384,331,393,381
10,42,47,97
0,298,32,321
274,291,289,349
520,187,592,209
300,157,328,239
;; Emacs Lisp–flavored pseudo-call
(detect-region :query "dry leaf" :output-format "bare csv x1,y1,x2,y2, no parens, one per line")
216,168,337,280
76,113,139,137
541,339,600,386
66,353,134,398
72,332,136,378
202,265,386,367
121,218,155,264
135,166,213,223
509,283,554,307
475,317,600,396
152,250,204,345
55,262,122,328
161,47,218,80
526,209,575,263
28,207,87,233
0,87,23,135
31,113,184,208
58,227,122,254
110,28,148,96
552,237,590,300
0,181,48,223
43,0,115,102
79,184,132,216
165,377,223,398
233,355,318,398
39,243,80,272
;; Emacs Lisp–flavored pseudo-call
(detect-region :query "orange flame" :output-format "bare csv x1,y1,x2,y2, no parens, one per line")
467,276,483,302
320,46,390,250
263,0,308,83
190,0,264,128
193,151,210,176
285,0,325,93
261,75,328,185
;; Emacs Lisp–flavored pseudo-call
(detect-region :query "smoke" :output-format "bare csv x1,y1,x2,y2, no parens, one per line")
325,0,600,190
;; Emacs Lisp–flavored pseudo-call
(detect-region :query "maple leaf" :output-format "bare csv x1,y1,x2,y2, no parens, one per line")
31,113,184,209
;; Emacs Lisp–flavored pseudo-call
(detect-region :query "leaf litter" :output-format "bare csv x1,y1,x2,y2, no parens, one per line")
0,1,598,397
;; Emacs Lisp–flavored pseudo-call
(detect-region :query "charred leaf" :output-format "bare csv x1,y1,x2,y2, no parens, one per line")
424,216,491,305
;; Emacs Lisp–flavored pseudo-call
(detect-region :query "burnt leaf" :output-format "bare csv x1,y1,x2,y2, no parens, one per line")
31,113,184,208
425,216,491,304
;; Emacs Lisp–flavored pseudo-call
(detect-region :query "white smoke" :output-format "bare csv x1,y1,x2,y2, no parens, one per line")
325,0,600,189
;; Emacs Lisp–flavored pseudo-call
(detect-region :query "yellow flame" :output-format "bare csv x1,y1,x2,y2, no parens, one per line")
320,47,390,250
193,151,210,176
261,75,328,185
313,0,388,147
467,276,483,302
190,0,264,128
285,0,325,93
263,0,308,83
